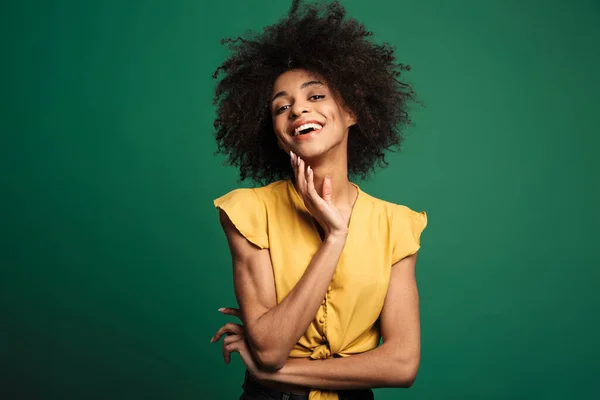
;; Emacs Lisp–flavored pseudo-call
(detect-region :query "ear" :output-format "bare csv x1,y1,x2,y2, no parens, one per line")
344,107,357,128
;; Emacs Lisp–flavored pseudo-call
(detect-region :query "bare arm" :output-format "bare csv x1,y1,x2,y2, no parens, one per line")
255,253,421,389
217,210,346,371
214,153,352,371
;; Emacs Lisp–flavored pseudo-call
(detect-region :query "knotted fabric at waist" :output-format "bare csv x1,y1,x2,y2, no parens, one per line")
290,343,340,400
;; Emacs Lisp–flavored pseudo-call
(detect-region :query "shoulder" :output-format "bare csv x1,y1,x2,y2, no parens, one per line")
251,180,289,202
358,188,423,221
214,180,288,206
357,188,427,260
213,180,289,250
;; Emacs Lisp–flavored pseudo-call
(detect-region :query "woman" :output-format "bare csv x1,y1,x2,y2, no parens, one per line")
209,1,427,399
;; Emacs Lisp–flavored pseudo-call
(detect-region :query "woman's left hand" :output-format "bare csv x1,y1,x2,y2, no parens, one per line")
210,307,265,380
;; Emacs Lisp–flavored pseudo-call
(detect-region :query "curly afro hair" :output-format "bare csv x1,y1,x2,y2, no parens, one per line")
212,0,416,184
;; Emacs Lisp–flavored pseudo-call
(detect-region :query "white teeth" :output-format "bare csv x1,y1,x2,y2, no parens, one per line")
294,123,323,136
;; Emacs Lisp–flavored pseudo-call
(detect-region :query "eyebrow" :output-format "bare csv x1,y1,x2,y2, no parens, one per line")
271,80,324,103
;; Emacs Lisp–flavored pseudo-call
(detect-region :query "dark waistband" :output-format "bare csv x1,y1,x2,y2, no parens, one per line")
243,372,309,400
242,371,374,400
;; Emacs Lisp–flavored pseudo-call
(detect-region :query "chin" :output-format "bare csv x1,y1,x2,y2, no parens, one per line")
293,144,333,161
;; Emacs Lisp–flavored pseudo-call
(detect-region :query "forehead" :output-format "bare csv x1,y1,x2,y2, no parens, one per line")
271,69,325,93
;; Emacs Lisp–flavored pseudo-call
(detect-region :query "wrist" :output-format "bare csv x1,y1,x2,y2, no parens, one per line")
325,230,348,244
253,368,272,382
257,360,291,385
254,362,287,384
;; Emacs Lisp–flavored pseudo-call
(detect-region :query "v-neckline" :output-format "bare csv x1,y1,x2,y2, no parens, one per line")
287,178,361,243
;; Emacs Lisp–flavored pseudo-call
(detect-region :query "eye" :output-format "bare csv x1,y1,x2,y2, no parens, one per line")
275,105,290,114
310,94,325,101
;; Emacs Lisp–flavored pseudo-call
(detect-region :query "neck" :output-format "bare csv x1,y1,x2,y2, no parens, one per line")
301,151,355,210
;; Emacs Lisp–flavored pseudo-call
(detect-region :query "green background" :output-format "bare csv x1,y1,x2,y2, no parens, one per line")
3,0,599,399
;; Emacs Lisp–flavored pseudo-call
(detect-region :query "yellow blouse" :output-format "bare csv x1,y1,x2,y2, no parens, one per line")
214,179,427,400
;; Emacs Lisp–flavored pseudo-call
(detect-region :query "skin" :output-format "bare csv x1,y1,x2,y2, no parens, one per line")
272,69,358,209
211,69,421,392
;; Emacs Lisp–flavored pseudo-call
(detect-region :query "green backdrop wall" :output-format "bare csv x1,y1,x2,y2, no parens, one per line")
3,0,599,399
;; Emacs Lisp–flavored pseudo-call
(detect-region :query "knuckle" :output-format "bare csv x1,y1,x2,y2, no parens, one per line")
226,342,237,351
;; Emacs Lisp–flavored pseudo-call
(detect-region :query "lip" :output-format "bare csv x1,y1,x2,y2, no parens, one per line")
290,119,325,136
292,127,323,140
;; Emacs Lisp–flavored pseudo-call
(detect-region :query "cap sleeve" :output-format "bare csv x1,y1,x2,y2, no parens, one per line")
391,205,427,264
214,188,269,249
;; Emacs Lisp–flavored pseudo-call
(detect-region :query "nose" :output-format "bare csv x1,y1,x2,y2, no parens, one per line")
290,101,310,118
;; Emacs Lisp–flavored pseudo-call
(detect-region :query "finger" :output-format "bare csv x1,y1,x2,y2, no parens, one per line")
223,333,243,346
306,166,318,199
297,157,307,195
292,152,301,184
222,334,243,364
218,307,241,318
211,322,244,343
322,175,333,204
224,339,243,364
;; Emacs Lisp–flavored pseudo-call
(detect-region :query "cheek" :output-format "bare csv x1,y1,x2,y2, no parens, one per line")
326,103,342,121
273,117,287,137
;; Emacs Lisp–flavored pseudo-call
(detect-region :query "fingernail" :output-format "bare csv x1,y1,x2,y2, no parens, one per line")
210,337,214,343
297,157,301,166
218,308,225,312
307,166,311,173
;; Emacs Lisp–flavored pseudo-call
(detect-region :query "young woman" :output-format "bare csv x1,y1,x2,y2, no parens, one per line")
209,2,427,399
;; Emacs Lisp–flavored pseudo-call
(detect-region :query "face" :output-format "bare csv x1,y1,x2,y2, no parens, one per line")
270,69,356,160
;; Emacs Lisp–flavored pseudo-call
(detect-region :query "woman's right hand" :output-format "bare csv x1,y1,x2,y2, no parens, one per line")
290,151,348,239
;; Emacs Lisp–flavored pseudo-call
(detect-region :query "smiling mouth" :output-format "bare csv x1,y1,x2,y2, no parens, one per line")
293,122,324,136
